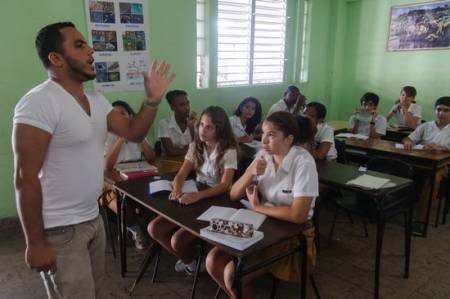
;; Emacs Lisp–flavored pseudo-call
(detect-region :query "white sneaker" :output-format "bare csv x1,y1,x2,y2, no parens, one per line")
126,225,147,250
174,259,205,276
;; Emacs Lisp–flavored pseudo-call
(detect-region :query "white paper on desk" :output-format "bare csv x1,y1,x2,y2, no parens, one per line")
200,227,264,251
395,143,424,150
335,133,369,140
114,161,157,173
346,174,390,189
197,205,266,229
149,179,198,194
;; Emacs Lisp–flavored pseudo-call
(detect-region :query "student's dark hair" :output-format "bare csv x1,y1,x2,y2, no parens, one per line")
286,85,300,93
265,111,299,144
402,86,417,98
35,22,75,68
112,100,135,116
360,92,379,107
435,96,450,108
193,106,238,175
306,101,327,120
234,97,262,135
296,115,316,144
165,90,188,105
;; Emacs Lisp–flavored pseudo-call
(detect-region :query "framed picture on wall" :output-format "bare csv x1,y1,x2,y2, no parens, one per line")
387,0,450,51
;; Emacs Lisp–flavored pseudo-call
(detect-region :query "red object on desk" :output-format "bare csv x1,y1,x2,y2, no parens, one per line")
120,170,159,180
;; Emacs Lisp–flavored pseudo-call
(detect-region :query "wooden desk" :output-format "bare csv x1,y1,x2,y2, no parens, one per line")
113,175,309,299
341,138,450,236
317,160,413,299
382,127,414,142
329,120,348,135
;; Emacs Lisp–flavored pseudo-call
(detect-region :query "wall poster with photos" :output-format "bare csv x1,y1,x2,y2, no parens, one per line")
84,0,150,92
387,0,450,51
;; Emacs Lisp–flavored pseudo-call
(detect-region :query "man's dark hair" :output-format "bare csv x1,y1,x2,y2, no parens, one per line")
35,22,75,68
112,100,135,116
306,101,327,119
286,85,300,93
165,89,188,105
435,96,450,108
360,92,380,107
402,86,417,98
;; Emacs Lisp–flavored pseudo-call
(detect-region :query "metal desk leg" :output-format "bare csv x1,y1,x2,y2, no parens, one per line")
190,241,205,299
233,257,244,299
423,167,438,237
299,235,307,299
405,186,413,278
374,214,386,299
118,192,127,276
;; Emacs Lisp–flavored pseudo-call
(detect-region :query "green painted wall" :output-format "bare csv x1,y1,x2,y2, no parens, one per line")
0,0,334,218
330,0,450,122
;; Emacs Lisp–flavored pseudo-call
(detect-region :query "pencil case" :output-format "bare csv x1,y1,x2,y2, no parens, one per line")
209,218,254,238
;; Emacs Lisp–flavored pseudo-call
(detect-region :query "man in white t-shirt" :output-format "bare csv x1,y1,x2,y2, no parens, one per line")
12,22,174,299
267,85,306,116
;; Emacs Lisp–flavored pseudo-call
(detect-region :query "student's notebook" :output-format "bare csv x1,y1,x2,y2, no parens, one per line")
197,206,266,229
114,161,158,172
395,143,424,150
346,174,390,190
148,179,198,195
335,133,369,140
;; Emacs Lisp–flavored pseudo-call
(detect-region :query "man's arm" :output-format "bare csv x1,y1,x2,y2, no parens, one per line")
108,60,175,142
12,124,56,273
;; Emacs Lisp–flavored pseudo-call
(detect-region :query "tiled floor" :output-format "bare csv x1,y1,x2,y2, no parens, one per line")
1,208,449,299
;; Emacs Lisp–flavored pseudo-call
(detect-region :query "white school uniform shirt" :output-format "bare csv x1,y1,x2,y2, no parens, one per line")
348,114,387,136
13,80,112,229
254,146,319,220
394,103,422,127
104,133,143,162
408,121,450,150
267,99,302,116
185,143,238,187
229,115,247,138
158,115,192,150
315,122,337,160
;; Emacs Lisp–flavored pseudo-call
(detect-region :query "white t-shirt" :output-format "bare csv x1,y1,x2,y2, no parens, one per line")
348,114,387,136
185,143,238,187
254,146,318,220
158,115,192,151
394,103,422,127
267,99,300,116
315,122,337,160
13,80,113,229
408,121,450,149
229,115,247,138
104,133,143,162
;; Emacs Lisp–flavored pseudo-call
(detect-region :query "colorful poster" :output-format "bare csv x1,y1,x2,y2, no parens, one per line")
84,0,150,92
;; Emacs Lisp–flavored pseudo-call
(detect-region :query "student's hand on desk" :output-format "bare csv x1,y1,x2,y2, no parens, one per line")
403,140,413,151
169,183,182,201
251,156,267,176
26,240,57,274
178,193,200,205
246,184,260,209
424,143,446,153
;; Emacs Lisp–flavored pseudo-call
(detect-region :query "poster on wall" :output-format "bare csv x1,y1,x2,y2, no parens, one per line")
387,0,450,51
84,0,150,92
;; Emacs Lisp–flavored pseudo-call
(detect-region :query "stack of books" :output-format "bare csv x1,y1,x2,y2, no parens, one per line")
114,161,159,180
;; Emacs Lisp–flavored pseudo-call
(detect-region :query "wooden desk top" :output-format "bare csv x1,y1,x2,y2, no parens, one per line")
114,175,306,258
329,120,348,131
343,138,450,162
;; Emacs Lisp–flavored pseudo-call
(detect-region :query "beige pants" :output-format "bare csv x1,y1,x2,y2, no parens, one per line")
40,216,106,299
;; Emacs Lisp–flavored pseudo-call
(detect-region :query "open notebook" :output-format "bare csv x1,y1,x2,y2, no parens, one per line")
148,179,198,195
346,174,391,189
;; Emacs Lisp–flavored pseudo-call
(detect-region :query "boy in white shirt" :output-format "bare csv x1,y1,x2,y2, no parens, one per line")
158,90,196,156
304,102,337,160
387,86,422,129
402,96,450,230
348,92,387,138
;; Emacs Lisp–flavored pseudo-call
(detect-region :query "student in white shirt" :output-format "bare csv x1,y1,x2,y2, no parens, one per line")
348,92,387,138
229,96,262,143
304,102,337,160
147,106,238,275
387,86,422,129
206,111,318,298
102,100,156,249
402,96,450,227
267,85,306,116
158,90,196,156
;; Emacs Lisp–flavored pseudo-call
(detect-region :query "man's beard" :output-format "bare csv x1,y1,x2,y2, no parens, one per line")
64,55,96,82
